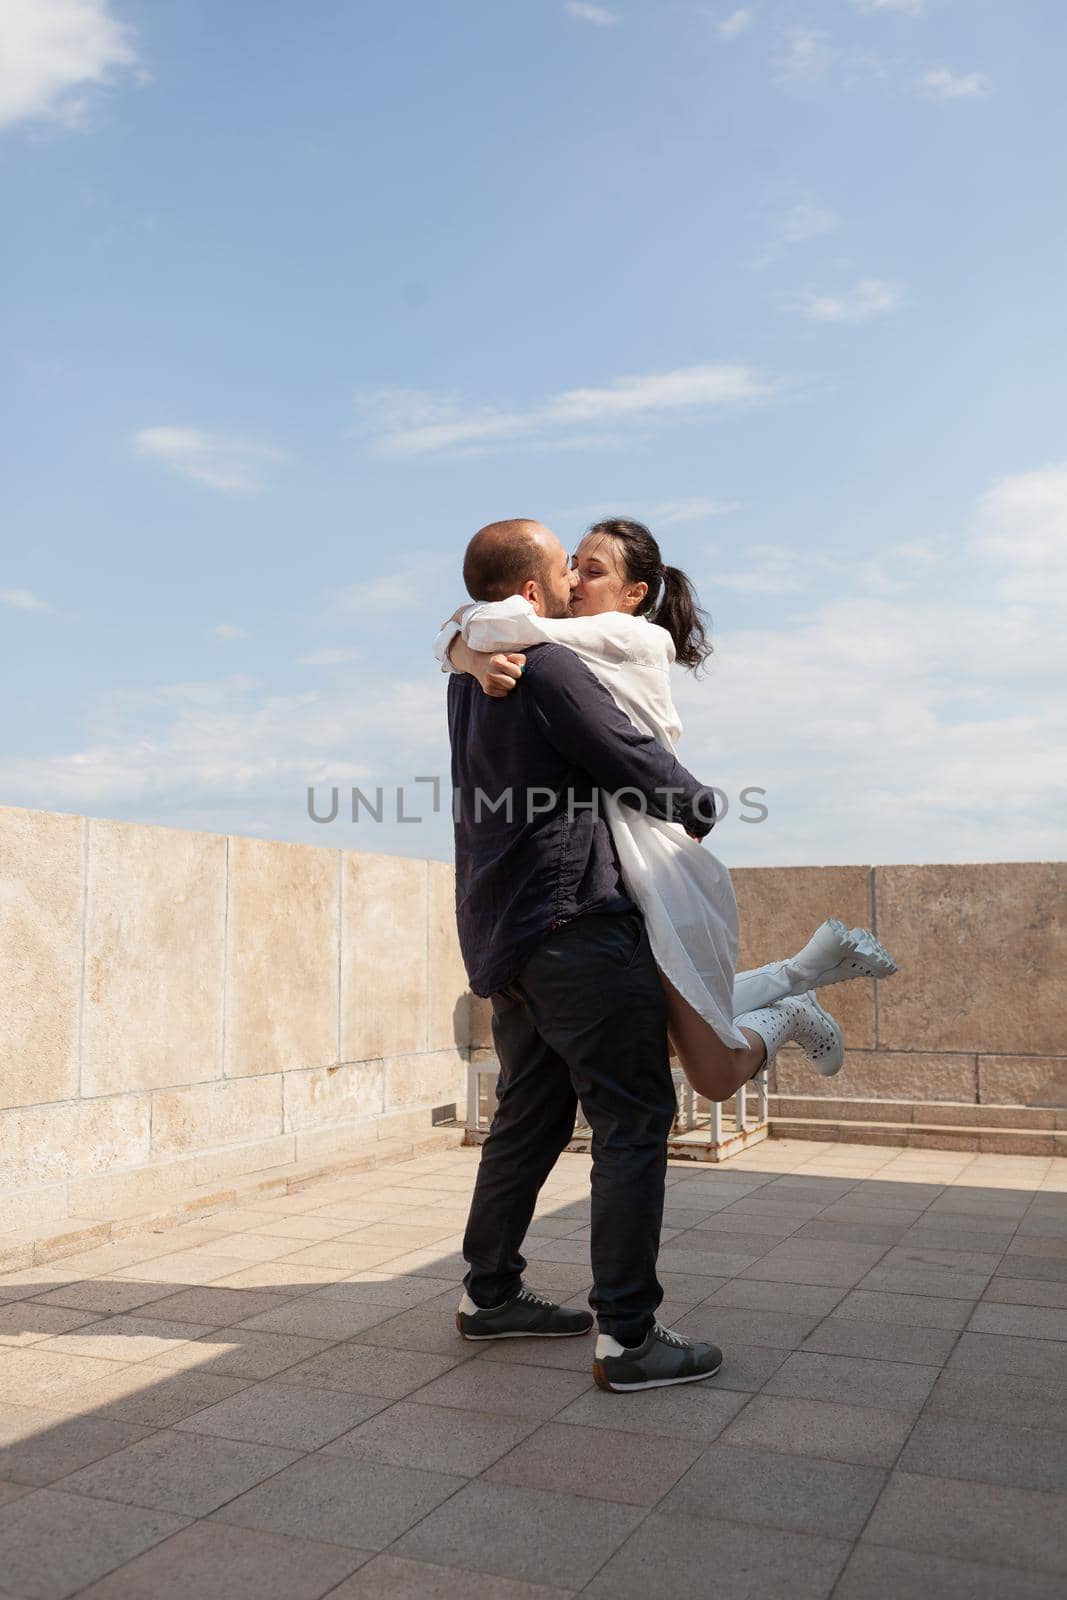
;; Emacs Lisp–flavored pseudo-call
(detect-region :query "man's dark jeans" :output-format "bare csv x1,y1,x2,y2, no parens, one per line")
462,910,677,1346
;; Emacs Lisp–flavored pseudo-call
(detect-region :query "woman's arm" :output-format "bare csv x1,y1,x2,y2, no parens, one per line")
448,633,526,698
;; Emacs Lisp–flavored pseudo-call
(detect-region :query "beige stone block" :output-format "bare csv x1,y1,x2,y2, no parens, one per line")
979,1055,1067,1108
427,859,470,1050
194,1135,296,1185
0,806,84,1109
34,1222,111,1264
774,1048,977,1103
0,1239,34,1273
152,1076,282,1158
66,1156,199,1218
340,851,427,1061
80,818,226,1096
468,996,494,1050
383,1048,467,1111
293,1123,381,1167
976,1131,1055,1156
876,862,1067,1054
375,1107,437,1143
732,865,876,1050
0,1094,151,1190
225,835,339,1076
3,1183,69,1234
283,1059,383,1131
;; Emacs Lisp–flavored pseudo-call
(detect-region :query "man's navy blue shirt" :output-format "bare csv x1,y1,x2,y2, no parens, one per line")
447,640,715,997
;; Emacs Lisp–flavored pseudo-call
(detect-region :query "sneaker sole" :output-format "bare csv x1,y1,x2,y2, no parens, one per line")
592,1355,724,1392
456,1314,593,1341
814,920,898,982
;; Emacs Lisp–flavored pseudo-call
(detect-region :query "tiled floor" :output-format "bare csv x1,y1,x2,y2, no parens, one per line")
0,1139,1064,1599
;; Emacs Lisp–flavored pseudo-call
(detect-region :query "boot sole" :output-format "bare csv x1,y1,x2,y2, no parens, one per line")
593,1355,724,1392
814,920,897,982
456,1313,592,1341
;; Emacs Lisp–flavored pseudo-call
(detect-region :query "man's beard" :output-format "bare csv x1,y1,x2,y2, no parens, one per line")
543,593,572,620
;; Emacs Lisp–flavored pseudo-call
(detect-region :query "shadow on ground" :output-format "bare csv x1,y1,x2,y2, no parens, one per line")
0,1143,1065,1599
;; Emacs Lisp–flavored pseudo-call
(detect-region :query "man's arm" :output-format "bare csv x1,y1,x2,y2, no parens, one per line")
523,645,715,837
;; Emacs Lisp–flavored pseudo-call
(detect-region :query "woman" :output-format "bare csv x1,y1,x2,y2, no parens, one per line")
434,518,896,1101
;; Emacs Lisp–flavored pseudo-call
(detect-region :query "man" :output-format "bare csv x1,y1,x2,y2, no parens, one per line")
441,518,723,1392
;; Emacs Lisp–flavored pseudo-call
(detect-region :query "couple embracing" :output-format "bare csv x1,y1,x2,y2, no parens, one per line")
434,517,896,1392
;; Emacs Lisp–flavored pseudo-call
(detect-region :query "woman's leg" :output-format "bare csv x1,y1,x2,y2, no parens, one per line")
663,977,765,1102
731,919,898,1015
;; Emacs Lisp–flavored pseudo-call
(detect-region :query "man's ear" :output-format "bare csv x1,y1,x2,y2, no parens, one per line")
520,579,543,614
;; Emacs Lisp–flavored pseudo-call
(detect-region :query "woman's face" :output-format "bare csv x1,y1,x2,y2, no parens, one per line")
569,533,648,616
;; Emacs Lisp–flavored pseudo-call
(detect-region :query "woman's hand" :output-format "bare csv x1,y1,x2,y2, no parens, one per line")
448,634,526,697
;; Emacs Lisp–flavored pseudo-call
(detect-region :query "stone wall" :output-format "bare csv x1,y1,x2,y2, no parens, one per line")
4,806,1065,1235
1,807,470,1236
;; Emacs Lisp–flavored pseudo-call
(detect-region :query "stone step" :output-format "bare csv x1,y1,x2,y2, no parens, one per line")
769,1113,1064,1156
769,1095,1065,1131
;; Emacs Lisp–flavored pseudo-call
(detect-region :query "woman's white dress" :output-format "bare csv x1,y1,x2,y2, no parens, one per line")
434,596,749,1051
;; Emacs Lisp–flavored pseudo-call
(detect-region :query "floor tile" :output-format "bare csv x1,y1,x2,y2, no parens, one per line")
764,1352,938,1416
721,1394,914,1467
62,1365,251,1429
152,1329,335,1380
321,1400,538,1474
277,1343,466,1400
967,1301,1067,1341
830,1289,973,1330
74,1520,369,1600
136,1288,293,1326
322,1274,460,1309
174,1380,388,1450
59,1428,298,1517
553,1381,747,1442
672,1305,823,1351
324,1553,572,1599
0,1487,186,1600
659,1441,884,1537
924,1368,1067,1432
390,1479,644,1590
213,1453,466,1550
947,1330,1067,1380
863,1469,1067,1576
835,1542,1066,1600
0,1304,97,1347
40,1316,218,1365
408,1358,591,1420
799,1316,958,1366
231,1296,402,1341
899,1414,1067,1491
484,1419,703,1505
0,1404,153,1487
580,1511,849,1600
981,1276,1067,1308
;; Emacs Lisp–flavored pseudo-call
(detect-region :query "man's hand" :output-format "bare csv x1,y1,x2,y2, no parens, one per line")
447,632,525,697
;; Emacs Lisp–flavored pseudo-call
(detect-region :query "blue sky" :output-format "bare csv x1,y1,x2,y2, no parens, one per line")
2,0,1065,867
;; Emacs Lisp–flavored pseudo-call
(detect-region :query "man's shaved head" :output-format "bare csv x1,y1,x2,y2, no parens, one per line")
463,519,555,602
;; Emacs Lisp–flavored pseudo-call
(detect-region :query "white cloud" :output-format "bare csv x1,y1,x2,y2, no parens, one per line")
329,553,456,615
799,278,904,323
919,67,991,101
773,27,834,86
297,647,361,666
851,0,924,13
1,586,53,612
717,8,755,39
357,363,775,459
213,623,247,641
561,497,740,530
564,2,619,25
133,427,286,493
0,0,138,131
755,198,840,268
4,469,1064,867
710,544,811,594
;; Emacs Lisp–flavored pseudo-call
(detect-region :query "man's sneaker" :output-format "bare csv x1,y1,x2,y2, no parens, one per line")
593,1322,723,1392
456,1286,594,1341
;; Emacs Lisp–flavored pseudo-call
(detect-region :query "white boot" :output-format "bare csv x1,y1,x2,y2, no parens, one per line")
732,918,897,1015
735,991,844,1077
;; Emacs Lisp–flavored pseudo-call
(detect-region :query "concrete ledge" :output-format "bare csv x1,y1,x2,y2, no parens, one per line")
0,1123,465,1273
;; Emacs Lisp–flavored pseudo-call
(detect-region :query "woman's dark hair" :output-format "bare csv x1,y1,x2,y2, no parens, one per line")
584,518,713,672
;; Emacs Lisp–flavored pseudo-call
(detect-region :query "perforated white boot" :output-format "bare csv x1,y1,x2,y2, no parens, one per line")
735,991,844,1077
732,918,897,1015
